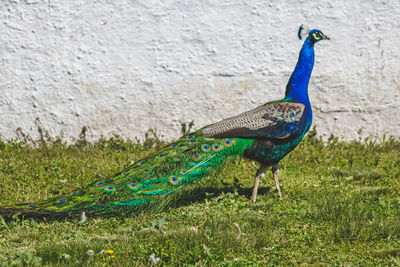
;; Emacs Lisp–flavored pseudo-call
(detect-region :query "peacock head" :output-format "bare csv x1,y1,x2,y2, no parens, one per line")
298,25,330,44
309,29,330,43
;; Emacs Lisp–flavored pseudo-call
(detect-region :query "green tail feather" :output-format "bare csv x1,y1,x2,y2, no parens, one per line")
0,130,254,218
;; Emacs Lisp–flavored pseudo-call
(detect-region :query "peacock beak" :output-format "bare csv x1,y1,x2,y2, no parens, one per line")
321,33,330,40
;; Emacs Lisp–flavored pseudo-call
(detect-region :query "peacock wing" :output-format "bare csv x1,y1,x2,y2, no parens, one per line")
201,100,306,140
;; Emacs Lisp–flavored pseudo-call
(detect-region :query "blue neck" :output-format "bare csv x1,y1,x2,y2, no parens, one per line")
285,37,315,106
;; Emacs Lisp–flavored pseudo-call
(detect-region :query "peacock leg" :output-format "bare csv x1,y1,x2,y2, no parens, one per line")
272,163,282,197
251,164,267,203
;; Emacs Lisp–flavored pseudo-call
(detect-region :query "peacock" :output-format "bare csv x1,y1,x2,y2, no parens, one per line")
0,26,329,218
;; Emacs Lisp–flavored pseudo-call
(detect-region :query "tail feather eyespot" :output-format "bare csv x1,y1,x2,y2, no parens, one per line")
169,176,180,185
224,139,234,147
212,144,223,152
201,144,211,152
104,186,116,193
193,154,202,161
127,183,139,190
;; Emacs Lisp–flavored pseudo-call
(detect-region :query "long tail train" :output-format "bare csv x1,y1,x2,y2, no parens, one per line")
0,131,253,219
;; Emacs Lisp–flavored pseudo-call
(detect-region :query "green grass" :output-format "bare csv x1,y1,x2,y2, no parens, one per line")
0,131,400,266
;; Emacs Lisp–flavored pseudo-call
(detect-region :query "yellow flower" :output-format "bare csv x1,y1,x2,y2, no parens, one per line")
111,255,115,258
106,249,114,254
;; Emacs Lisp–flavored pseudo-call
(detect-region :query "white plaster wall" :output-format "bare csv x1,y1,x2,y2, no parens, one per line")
0,0,399,142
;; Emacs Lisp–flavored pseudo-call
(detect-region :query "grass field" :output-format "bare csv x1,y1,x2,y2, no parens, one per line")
0,130,400,266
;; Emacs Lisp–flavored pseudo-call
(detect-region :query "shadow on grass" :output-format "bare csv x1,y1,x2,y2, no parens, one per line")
173,185,272,208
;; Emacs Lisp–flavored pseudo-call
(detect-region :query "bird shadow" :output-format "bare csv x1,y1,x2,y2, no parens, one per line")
170,185,272,209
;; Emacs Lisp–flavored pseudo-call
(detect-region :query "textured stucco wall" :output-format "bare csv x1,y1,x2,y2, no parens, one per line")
0,0,399,142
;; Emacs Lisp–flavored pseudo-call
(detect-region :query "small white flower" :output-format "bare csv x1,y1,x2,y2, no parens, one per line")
86,250,95,256
149,253,160,265
189,226,198,233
